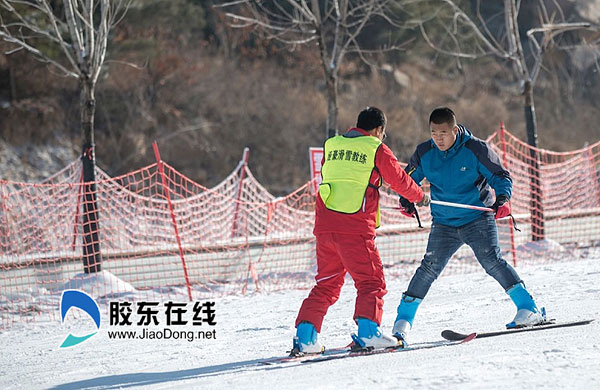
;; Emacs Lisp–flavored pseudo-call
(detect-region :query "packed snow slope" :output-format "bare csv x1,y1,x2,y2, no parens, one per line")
1,254,599,389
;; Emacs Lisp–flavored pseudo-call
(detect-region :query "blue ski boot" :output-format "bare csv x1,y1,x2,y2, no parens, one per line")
351,318,400,350
506,282,546,329
291,322,324,356
392,294,422,345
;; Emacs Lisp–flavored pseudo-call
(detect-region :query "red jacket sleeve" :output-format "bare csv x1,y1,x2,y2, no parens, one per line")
375,144,423,203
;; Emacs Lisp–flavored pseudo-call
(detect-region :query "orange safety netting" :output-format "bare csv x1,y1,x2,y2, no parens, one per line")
1,126,599,328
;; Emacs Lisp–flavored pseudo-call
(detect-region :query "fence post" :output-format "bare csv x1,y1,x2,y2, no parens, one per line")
241,207,259,295
231,147,250,238
499,123,517,267
152,141,193,302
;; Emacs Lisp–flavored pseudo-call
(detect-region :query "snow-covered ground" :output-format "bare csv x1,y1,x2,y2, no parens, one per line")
1,253,599,390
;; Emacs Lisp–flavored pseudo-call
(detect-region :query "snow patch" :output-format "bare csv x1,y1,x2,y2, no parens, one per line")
0,137,76,182
61,270,136,299
515,239,570,262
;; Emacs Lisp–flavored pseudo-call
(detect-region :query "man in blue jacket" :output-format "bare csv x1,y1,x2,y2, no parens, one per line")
392,107,546,342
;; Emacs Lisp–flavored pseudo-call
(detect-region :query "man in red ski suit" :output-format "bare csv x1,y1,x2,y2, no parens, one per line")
292,107,429,354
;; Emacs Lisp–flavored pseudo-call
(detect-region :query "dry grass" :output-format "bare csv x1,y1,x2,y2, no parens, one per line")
1,44,599,193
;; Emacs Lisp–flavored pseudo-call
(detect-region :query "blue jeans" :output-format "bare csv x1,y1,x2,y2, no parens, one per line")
406,213,521,299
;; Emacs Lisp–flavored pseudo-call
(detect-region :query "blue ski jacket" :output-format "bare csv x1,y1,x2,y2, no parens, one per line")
406,125,512,227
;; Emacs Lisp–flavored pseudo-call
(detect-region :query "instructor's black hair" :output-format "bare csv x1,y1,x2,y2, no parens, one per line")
357,107,386,131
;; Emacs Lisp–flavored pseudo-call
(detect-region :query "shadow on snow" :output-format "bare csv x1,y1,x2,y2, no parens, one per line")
48,356,297,390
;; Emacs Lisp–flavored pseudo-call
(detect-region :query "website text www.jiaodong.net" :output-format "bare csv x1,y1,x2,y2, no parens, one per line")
107,328,216,342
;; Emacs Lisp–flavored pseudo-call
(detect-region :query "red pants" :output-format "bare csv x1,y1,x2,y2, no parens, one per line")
295,232,387,333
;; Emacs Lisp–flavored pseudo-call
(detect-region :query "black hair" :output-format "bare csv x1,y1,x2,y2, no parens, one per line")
357,106,386,131
429,107,456,125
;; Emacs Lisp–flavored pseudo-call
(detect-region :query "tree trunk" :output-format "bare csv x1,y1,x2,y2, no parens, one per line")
325,71,338,140
314,19,339,141
523,81,545,241
81,77,102,273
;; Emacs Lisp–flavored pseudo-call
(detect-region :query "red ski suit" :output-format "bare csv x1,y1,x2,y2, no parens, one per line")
296,128,424,332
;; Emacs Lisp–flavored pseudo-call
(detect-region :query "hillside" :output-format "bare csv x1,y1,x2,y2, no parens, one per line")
0,1,599,194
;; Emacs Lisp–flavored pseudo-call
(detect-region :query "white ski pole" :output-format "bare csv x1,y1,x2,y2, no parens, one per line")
430,200,493,212
383,199,518,229
382,200,493,212
431,200,517,227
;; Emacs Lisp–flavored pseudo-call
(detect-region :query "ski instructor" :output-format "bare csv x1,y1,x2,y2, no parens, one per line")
292,106,429,355
391,107,546,343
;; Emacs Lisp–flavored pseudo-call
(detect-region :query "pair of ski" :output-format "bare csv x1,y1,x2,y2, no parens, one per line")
263,319,593,365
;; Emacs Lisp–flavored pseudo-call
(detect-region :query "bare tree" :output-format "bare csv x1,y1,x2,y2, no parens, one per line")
0,0,131,273
216,0,405,139
410,0,592,241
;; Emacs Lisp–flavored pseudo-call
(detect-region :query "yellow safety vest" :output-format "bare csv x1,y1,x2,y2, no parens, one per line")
319,134,382,226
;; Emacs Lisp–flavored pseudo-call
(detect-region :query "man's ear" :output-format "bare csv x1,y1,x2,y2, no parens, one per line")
452,125,459,135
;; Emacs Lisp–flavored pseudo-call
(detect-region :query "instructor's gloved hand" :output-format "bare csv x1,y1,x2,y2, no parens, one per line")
399,196,416,218
416,193,430,207
493,194,511,219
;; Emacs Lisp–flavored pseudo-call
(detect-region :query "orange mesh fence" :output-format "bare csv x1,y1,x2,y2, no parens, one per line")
487,125,600,264
1,127,599,328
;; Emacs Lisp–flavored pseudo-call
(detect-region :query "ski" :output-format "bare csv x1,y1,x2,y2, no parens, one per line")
441,319,594,341
300,333,476,364
259,344,352,365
